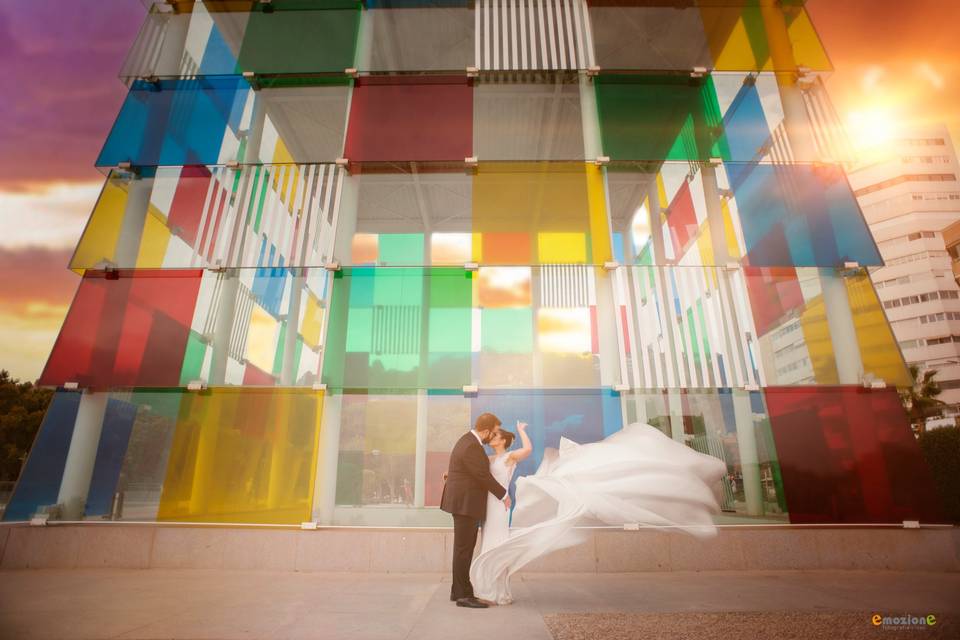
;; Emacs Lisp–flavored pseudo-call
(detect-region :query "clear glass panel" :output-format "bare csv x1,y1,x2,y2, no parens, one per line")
331,387,623,526
622,388,787,522
473,75,585,161
40,268,332,389
613,266,911,389
366,7,474,72
344,76,473,162
764,386,944,524
321,266,621,390
71,165,343,270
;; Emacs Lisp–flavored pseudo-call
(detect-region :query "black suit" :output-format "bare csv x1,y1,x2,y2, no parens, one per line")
440,431,507,600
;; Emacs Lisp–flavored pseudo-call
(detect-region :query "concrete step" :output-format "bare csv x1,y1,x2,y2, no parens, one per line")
1,523,957,573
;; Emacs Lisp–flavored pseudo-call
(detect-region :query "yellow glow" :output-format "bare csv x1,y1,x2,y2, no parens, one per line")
537,308,592,354
846,107,900,158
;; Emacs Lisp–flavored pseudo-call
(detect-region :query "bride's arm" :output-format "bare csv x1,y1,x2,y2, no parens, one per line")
508,421,532,463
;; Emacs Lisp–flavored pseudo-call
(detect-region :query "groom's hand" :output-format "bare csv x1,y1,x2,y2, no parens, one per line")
503,495,512,510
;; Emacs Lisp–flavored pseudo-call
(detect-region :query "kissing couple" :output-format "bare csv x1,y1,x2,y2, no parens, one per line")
440,412,732,608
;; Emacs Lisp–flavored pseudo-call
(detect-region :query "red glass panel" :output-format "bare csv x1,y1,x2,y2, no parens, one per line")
344,76,473,162
40,270,202,388
666,180,698,257
765,386,944,524
743,266,804,336
243,362,276,386
167,166,214,247
425,450,450,507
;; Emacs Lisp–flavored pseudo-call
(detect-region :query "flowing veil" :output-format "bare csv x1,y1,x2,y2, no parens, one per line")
469,422,729,604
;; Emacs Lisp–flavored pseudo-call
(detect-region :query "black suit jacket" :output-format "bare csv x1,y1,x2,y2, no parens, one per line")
440,432,507,521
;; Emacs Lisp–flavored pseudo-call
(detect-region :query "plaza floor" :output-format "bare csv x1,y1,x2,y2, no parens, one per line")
0,569,957,639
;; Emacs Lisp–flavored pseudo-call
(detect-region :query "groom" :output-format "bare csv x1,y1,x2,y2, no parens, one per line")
440,412,510,609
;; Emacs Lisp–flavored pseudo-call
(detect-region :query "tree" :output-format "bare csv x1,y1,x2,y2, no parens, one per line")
899,365,946,436
0,370,53,482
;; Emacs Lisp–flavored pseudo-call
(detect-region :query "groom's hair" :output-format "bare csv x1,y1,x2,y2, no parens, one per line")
474,412,501,434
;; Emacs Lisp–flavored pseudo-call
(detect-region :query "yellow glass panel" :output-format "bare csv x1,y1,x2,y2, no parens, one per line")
271,139,300,210
586,164,612,264
71,179,126,273
786,9,832,72
656,173,669,210
301,292,323,350
706,14,758,71
135,209,172,268
721,199,741,259
246,303,280,373
473,162,611,264
847,273,911,386
157,387,323,524
798,295,839,384
538,308,591,354
538,232,587,263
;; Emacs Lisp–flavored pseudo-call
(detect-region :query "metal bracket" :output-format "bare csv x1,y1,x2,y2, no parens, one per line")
690,66,708,79
594,156,611,167
312,382,327,391
242,71,260,90
463,384,479,396
466,66,480,78
187,380,207,392
344,68,359,78
586,65,601,78
603,261,620,272
464,262,479,272
613,384,630,393
324,261,341,272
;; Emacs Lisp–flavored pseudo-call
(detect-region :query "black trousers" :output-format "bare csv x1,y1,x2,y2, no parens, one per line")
451,514,480,600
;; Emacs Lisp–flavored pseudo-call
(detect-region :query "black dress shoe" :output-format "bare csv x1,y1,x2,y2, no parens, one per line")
456,597,489,608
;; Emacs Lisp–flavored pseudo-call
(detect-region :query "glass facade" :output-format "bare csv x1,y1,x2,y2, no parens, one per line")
7,0,946,527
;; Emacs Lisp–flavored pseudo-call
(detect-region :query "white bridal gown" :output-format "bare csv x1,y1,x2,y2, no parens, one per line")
470,422,728,605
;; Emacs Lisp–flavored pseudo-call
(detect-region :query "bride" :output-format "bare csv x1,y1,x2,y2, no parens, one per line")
470,421,728,605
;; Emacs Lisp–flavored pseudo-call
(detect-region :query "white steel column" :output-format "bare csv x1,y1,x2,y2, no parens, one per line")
732,389,763,516
761,3,862,384
56,392,108,520
314,392,342,524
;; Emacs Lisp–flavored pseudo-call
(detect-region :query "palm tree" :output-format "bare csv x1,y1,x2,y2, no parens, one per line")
899,365,946,436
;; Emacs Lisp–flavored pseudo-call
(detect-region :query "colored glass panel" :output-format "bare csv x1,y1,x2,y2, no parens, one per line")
84,399,139,517
2,392,81,522
730,163,882,267
40,270,202,388
72,165,344,270
473,163,612,264
595,75,729,162
237,7,360,74
157,387,323,524
766,387,944,524
344,77,473,162
97,76,248,167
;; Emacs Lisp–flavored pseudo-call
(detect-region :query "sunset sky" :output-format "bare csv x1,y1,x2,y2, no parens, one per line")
1,0,958,382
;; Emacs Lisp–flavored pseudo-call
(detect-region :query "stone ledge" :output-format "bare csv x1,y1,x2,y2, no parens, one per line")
0,524,956,573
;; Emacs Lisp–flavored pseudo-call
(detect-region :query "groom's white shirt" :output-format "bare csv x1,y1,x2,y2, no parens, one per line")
470,429,507,503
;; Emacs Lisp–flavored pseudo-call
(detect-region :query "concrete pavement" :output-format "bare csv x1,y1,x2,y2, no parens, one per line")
1,569,958,639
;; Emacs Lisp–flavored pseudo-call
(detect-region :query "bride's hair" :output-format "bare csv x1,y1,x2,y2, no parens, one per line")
499,431,515,448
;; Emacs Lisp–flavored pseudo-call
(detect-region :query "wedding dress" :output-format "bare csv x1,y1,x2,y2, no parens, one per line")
469,422,728,605
479,453,515,556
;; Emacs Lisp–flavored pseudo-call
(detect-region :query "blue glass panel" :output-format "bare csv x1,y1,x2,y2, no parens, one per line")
469,388,624,504
731,163,882,267
3,392,81,522
198,24,237,76
84,399,138,517
722,82,769,187
97,76,249,167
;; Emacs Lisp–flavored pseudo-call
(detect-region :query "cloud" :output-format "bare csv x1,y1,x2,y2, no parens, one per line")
0,182,102,249
0,246,78,382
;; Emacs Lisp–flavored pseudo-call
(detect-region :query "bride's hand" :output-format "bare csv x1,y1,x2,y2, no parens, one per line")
516,421,527,432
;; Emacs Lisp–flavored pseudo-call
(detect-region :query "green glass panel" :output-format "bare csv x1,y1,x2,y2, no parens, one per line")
481,308,533,353
697,299,711,359
179,331,208,386
379,234,424,265
237,7,361,75
687,307,701,364
272,321,288,376
344,307,373,352
595,75,730,161
372,268,424,306
429,308,471,352
429,269,473,308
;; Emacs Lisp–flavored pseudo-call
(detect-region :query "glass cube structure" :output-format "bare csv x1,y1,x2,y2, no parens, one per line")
6,0,945,527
